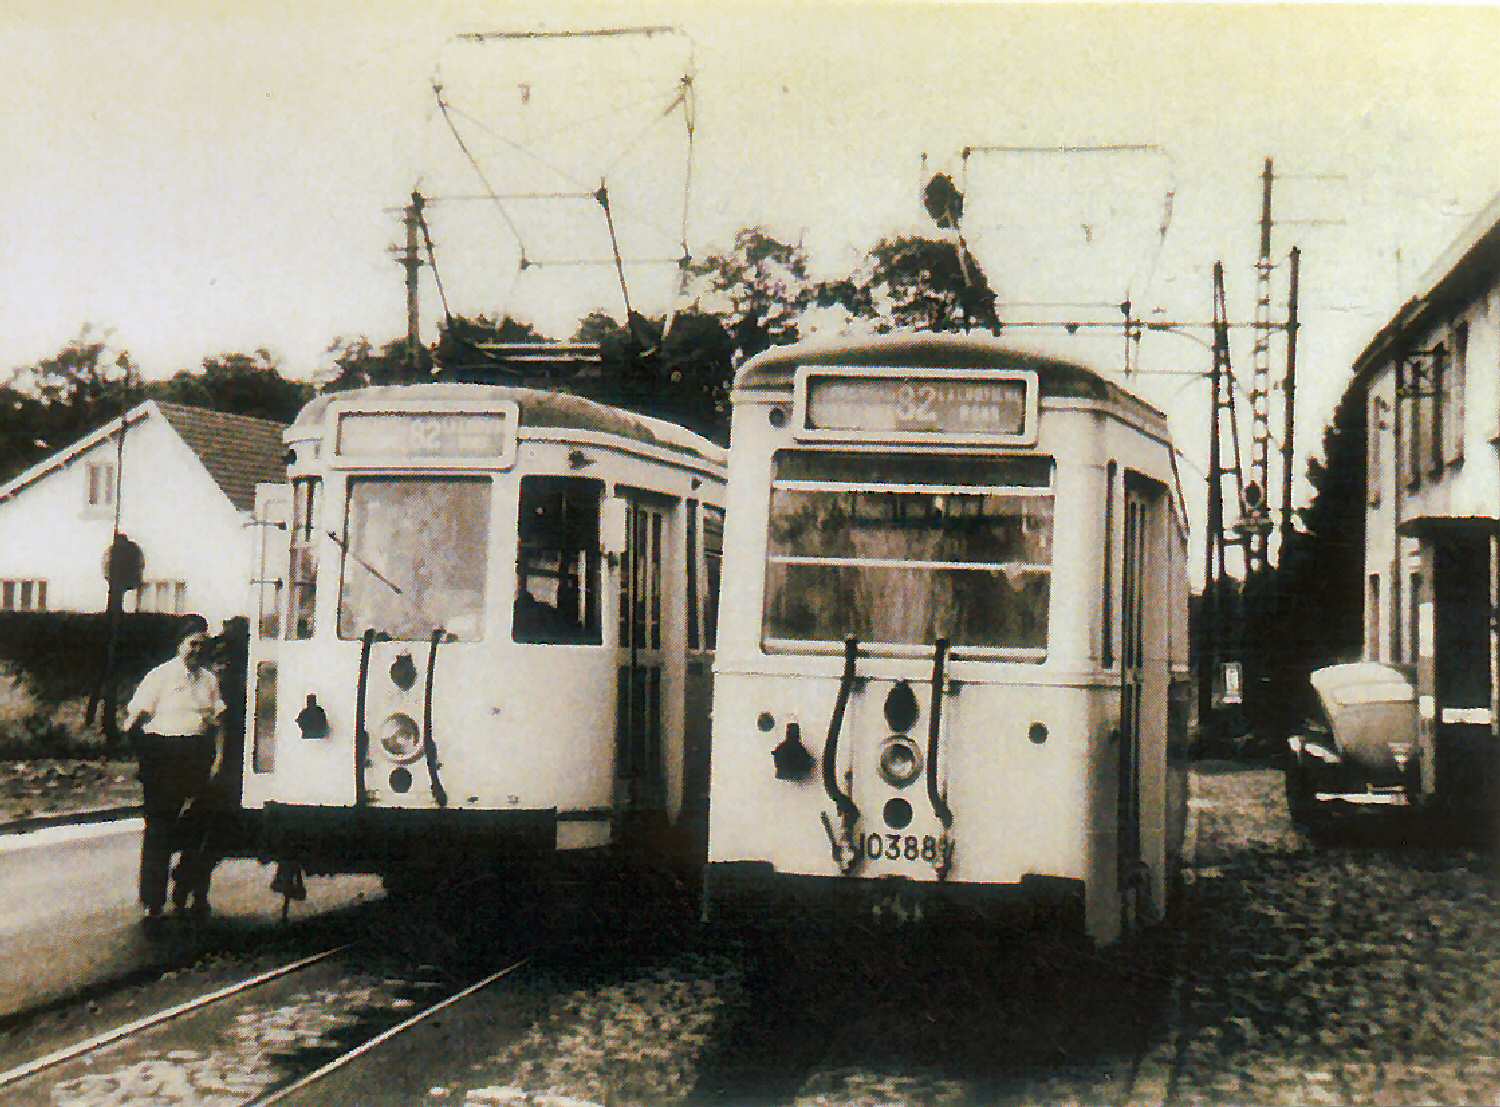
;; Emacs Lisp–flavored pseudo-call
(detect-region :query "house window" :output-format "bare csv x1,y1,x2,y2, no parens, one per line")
1398,358,1419,491
1367,394,1383,507
1367,574,1381,660
1446,323,1467,465
1428,344,1446,477
135,580,187,614
86,461,115,508
1,580,47,611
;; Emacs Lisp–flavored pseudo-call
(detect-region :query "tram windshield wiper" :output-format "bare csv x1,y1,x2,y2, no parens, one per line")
327,529,403,596
927,637,954,829
422,628,450,808
822,636,861,827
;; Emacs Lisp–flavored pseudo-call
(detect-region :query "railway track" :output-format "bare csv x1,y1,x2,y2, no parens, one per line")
0,939,535,1106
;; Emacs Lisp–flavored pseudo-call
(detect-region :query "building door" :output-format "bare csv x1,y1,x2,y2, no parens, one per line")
1433,534,1495,814
616,495,669,823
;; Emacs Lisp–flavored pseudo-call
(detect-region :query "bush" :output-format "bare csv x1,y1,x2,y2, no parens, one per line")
0,664,122,758
0,611,184,703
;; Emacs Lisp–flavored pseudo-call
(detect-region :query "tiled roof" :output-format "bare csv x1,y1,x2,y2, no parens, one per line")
155,403,287,511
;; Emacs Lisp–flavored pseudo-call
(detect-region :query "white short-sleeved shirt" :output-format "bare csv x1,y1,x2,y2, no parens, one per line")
127,657,225,737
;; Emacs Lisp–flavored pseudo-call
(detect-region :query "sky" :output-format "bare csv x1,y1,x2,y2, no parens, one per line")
5,1,1500,543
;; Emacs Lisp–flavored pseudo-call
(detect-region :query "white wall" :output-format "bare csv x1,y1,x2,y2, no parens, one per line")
0,412,256,628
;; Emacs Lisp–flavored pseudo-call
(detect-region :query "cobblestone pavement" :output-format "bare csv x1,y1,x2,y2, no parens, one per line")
1174,762,1500,1106
13,763,1499,1105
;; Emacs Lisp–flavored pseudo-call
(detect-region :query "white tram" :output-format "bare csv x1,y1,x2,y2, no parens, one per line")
239,384,726,886
704,335,1191,946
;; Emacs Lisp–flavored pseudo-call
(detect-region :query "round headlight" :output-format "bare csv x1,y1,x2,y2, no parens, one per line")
878,736,924,787
377,712,423,763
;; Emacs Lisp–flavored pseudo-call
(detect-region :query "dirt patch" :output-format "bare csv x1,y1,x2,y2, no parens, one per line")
0,759,140,824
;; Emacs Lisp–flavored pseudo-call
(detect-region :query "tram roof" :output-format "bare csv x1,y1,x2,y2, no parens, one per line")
734,332,1165,425
290,383,725,465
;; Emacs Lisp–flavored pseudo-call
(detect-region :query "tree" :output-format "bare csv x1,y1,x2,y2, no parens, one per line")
13,324,139,453
322,334,432,393
149,349,314,424
0,384,50,483
1259,377,1369,739
858,235,999,333
686,228,813,362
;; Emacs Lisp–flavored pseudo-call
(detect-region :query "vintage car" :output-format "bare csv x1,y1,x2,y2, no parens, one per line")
1284,662,1420,832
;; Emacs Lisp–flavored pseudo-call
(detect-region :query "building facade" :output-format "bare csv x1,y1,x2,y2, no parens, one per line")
1358,191,1500,811
0,401,286,628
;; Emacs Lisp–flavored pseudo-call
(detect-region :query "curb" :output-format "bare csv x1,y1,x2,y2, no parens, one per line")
0,805,143,836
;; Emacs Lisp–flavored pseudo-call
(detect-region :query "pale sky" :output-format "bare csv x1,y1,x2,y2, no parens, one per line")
5,1,1500,533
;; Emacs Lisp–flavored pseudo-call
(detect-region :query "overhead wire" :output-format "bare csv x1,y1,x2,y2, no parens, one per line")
432,83,528,259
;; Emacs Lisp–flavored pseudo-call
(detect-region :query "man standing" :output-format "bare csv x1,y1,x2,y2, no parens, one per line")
123,614,225,923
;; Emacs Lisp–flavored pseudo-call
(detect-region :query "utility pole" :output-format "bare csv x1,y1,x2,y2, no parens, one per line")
1247,157,1276,575
390,192,427,373
1201,264,1226,727
1280,246,1301,545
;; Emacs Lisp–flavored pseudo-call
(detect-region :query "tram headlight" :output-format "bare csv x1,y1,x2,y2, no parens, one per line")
878,736,924,787
377,712,423,763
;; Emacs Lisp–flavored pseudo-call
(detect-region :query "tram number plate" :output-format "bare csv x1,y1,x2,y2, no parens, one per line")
859,832,940,863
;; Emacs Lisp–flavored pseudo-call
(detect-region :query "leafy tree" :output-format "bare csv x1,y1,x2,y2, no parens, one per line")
434,313,551,376
148,349,314,424
13,325,139,450
0,384,51,483
858,235,999,333
321,334,425,393
686,228,813,362
1258,377,1369,739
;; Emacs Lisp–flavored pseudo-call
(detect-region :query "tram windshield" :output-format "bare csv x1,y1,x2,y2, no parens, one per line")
763,452,1054,655
337,476,491,641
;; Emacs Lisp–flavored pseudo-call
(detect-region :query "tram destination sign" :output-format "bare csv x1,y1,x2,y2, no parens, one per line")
336,409,515,461
797,366,1036,443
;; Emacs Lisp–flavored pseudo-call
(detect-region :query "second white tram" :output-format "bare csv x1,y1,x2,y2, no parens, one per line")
239,384,726,887
704,334,1190,946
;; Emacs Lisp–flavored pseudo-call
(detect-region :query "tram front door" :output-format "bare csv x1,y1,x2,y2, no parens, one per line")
1118,475,1160,926
616,495,669,830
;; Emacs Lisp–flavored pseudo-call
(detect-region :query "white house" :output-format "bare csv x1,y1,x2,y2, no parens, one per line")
0,401,287,628
1357,188,1500,810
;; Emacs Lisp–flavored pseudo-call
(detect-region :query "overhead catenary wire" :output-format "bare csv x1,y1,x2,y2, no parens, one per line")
432,83,528,259
428,25,698,331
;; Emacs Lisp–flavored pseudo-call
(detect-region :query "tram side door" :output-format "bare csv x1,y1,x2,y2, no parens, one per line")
616,494,669,825
1118,475,1159,915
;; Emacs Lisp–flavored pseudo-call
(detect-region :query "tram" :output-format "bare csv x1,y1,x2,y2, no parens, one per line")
703,334,1190,946
238,383,726,888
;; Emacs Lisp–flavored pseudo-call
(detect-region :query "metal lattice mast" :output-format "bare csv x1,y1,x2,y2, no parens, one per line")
1247,158,1276,573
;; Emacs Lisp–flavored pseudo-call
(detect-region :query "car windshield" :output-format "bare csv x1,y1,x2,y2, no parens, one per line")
337,476,491,641
762,452,1054,654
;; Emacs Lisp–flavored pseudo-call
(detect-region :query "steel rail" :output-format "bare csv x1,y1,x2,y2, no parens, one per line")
251,955,533,1105
0,945,351,1091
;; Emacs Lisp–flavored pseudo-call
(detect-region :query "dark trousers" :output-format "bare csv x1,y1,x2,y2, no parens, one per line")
138,733,215,911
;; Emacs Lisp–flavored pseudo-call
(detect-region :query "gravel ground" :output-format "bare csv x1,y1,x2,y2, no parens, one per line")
1175,762,1500,1106
0,759,138,823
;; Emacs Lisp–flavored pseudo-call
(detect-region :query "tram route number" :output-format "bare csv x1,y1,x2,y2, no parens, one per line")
858,832,941,862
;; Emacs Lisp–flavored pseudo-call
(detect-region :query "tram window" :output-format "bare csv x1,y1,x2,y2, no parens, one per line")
704,505,725,649
763,451,1054,654
686,501,700,650
513,476,602,645
338,477,491,641
288,478,321,640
